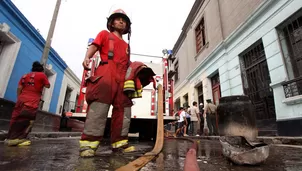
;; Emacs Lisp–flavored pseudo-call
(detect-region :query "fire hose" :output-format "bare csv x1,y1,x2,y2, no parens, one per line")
165,123,201,170
176,137,200,171
116,84,200,171
116,84,164,171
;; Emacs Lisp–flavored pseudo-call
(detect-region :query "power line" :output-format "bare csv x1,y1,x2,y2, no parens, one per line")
131,53,163,59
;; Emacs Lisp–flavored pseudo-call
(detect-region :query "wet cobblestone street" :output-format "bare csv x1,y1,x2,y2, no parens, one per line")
1,138,302,171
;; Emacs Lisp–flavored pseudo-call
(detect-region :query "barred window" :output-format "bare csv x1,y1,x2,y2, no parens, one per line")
195,17,206,53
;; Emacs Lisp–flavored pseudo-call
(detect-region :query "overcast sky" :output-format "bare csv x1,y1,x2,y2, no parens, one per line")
11,0,194,79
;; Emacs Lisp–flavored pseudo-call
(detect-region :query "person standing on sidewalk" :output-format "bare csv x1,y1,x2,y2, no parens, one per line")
6,61,50,146
199,103,205,135
174,107,188,137
203,99,218,135
185,107,192,135
191,101,201,136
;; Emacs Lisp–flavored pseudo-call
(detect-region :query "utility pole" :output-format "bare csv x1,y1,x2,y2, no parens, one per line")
40,0,62,67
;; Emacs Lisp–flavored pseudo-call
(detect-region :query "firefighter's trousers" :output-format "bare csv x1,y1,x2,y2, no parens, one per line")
80,61,132,150
7,100,37,140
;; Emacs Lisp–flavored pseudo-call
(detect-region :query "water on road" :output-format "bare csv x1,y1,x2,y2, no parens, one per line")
1,138,302,171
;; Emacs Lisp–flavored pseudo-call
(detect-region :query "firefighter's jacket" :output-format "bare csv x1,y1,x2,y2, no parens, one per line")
124,61,156,99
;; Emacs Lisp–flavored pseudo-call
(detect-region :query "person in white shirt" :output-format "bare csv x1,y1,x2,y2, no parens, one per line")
191,101,201,136
174,107,188,137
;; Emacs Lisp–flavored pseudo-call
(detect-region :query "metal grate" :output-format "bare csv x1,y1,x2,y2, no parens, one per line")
281,16,302,77
282,76,302,98
240,42,276,120
279,14,302,97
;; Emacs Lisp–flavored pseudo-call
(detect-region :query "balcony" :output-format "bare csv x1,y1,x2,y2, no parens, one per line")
282,76,302,98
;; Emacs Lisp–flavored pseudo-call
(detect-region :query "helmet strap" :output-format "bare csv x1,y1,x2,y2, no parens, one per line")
127,31,131,58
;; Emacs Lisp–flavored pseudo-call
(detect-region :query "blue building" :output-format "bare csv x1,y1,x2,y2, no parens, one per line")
0,0,80,114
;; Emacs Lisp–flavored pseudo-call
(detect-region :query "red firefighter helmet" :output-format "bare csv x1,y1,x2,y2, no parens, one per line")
107,8,131,34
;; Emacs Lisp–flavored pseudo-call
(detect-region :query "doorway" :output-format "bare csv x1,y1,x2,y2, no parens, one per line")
197,84,204,105
240,41,276,120
211,73,221,105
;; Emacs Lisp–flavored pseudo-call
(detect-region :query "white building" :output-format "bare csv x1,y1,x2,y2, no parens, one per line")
171,0,302,136
56,68,81,115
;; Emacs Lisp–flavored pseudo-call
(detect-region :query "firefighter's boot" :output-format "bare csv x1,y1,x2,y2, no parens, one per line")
5,139,31,146
111,140,136,153
79,140,100,157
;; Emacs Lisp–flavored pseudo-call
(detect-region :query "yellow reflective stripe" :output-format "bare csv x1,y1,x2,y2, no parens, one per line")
124,86,135,89
124,82,134,85
125,80,134,84
128,91,142,98
124,80,135,88
79,140,100,149
124,146,135,152
112,139,128,148
124,82,134,86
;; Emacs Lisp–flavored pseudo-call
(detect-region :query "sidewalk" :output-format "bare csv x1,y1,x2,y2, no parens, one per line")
1,131,302,145
0,131,81,141
181,135,302,145
0,131,140,141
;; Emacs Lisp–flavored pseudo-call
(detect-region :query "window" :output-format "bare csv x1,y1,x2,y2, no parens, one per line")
183,94,189,107
239,41,275,120
211,74,220,87
0,29,21,98
195,17,206,53
174,60,179,82
174,98,181,113
74,94,79,112
0,40,5,55
63,87,73,113
278,10,302,98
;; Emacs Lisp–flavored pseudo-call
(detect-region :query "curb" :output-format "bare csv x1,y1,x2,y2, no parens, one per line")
180,136,302,145
257,136,302,145
0,132,81,141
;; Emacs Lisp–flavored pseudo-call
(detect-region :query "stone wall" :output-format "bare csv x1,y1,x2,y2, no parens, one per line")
0,98,84,133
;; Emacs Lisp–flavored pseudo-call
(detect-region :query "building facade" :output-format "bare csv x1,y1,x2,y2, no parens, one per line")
56,68,81,115
171,0,302,136
0,0,80,115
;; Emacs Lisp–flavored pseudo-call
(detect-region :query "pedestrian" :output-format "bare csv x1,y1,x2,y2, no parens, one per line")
199,103,205,135
185,107,192,135
199,103,204,115
191,101,201,136
203,99,218,135
187,105,191,115
79,8,137,157
5,61,50,146
174,107,188,137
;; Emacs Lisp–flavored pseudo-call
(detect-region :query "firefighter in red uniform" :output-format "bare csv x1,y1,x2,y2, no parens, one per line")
79,9,135,157
6,61,50,146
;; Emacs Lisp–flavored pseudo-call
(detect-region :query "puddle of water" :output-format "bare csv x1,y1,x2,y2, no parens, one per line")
141,139,302,171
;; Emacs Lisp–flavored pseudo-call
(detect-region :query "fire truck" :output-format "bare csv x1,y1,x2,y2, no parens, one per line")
66,39,176,140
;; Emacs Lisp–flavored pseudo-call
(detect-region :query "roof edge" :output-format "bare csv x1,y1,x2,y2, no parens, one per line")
3,0,68,69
